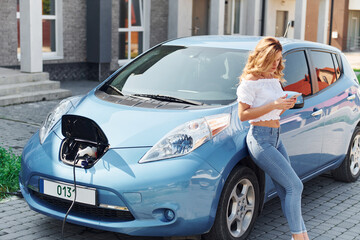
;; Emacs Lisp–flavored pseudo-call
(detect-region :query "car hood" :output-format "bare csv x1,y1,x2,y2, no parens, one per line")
54,93,232,148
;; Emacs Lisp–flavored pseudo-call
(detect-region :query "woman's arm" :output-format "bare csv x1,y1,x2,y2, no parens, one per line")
238,95,295,122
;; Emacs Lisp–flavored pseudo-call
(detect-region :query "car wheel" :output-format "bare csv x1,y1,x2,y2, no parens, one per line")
332,126,360,182
202,166,260,240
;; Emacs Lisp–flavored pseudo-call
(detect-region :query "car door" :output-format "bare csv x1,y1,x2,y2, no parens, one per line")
279,49,326,178
309,50,359,167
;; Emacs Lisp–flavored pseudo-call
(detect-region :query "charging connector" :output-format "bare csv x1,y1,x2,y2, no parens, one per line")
77,146,97,158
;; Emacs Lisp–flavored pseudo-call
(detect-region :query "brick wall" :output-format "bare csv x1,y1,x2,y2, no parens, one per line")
47,0,87,64
0,0,18,66
150,0,169,48
1,0,171,80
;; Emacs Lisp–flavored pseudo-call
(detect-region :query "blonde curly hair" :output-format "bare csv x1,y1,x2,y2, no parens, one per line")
240,37,285,82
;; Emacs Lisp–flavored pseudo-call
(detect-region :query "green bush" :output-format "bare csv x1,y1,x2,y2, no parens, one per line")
353,69,360,83
0,146,21,200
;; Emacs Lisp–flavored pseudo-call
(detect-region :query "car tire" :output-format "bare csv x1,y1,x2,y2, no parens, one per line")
332,126,360,182
202,166,260,240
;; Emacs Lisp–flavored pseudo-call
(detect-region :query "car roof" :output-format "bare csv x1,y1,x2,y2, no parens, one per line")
163,35,340,53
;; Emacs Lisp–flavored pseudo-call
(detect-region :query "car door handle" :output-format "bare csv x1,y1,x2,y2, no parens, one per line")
347,94,356,101
311,108,323,117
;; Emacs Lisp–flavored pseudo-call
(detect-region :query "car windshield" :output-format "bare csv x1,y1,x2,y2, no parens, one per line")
105,45,249,105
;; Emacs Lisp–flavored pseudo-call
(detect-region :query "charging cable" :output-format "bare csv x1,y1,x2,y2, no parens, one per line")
60,146,98,238
61,153,79,239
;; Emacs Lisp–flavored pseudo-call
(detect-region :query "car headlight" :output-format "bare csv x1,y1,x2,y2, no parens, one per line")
39,96,82,144
139,113,230,163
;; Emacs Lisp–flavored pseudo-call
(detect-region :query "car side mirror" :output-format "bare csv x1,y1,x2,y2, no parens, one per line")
284,91,304,109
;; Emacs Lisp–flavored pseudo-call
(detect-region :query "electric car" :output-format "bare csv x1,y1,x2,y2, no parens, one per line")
20,36,360,239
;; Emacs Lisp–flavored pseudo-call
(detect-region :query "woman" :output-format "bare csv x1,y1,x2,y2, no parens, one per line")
237,37,310,240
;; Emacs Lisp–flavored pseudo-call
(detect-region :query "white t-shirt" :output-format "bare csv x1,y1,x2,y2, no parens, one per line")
236,78,285,123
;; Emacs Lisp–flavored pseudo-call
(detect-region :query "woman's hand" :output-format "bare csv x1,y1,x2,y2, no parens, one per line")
273,95,296,110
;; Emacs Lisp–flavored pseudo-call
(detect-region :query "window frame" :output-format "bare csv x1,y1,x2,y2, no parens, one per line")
308,49,342,94
41,0,63,60
331,53,343,81
17,0,63,61
282,49,313,97
118,0,150,65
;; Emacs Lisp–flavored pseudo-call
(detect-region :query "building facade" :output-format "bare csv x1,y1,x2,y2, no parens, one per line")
0,0,359,81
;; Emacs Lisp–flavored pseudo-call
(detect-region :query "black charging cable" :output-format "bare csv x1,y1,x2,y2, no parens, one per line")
61,153,79,239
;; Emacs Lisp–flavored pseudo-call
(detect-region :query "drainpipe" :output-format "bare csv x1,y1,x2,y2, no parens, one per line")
328,0,334,45
260,0,266,36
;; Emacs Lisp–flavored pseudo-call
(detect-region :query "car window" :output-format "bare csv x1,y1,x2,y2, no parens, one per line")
106,46,249,105
310,50,337,91
332,53,341,80
282,50,312,96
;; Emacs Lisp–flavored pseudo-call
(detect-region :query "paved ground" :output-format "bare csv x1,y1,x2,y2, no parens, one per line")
344,52,360,69
0,80,100,155
0,76,360,240
0,172,359,239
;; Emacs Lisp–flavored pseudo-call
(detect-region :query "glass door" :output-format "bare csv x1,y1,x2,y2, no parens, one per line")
275,10,288,37
192,0,209,35
349,17,359,50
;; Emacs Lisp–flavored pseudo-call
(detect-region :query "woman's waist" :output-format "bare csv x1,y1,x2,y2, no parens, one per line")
250,119,280,128
248,109,282,123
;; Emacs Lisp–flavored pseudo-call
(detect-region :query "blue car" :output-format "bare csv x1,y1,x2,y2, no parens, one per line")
20,36,360,239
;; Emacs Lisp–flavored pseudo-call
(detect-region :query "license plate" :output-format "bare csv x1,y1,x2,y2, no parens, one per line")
39,179,96,206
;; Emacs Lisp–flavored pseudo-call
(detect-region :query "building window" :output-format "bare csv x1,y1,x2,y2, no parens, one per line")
17,1,20,54
42,0,56,53
347,11,360,50
119,0,145,62
224,0,242,35
17,0,63,60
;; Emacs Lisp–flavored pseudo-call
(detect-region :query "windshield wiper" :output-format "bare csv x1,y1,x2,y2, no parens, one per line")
103,85,124,96
132,94,204,106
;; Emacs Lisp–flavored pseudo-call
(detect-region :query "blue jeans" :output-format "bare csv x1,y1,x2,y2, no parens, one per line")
246,125,307,234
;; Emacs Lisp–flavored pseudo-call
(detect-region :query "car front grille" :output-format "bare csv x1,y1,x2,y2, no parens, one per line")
31,190,135,221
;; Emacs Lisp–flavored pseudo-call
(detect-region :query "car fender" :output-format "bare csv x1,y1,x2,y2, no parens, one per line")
204,104,266,232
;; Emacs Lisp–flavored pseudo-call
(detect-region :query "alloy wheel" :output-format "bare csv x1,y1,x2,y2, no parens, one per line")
226,178,255,238
350,134,360,176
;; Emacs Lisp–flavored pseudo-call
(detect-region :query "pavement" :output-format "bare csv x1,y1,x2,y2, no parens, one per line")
1,54,360,240
344,52,360,69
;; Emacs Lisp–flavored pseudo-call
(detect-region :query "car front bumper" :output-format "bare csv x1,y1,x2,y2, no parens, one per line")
20,131,222,236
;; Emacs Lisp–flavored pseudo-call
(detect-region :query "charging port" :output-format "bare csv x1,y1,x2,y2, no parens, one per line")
60,115,109,168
